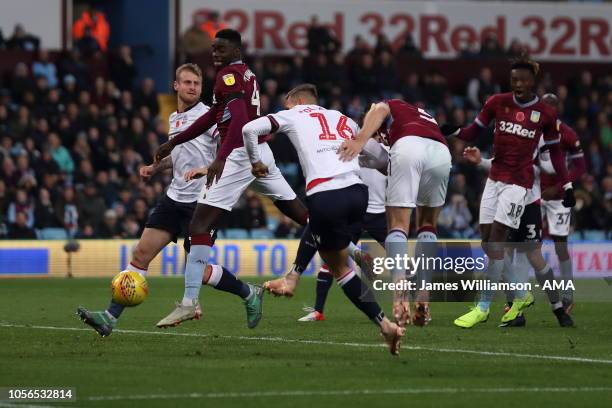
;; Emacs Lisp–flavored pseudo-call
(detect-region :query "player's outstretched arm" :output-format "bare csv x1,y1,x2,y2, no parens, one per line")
547,142,575,207
442,121,486,142
338,102,389,161
242,116,274,177
154,106,219,163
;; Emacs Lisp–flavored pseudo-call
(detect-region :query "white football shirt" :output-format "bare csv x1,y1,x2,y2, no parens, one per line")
167,102,218,203
268,105,362,196
359,167,386,214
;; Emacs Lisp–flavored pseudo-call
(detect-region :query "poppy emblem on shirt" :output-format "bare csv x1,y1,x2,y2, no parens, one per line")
530,110,541,123
515,112,525,122
222,73,235,86
175,120,181,128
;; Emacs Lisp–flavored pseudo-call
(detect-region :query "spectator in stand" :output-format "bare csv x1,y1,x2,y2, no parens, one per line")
349,53,378,98
131,197,149,235
32,49,58,88
458,39,480,59
47,132,74,175
72,8,110,51
306,16,340,56
11,62,32,104
134,78,159,117
75,26,102,59
34,188,62,229
7,211,36,239
374,34,393,56
397,33,422,58
58,50,90,89
346,35,371,64
479,33,504,57
274,215,301,238
375,50,399,99
7,188,34,228
507,39,526,58
438,194,474,238
6,24,40,52
98,209,122,238
245,192,267,230
76,182,106,231
466,67,501,109
200,11,226,42
180,12,213,60
110,46,137,91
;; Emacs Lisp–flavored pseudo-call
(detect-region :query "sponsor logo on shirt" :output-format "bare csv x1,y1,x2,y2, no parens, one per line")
498,121,537,138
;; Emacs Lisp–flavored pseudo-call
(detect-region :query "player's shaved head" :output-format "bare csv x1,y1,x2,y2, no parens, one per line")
541,93,559,110
286,84,318,106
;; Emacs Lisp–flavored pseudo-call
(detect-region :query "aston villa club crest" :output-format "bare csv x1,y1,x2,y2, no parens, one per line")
530,110,541,123
515,111,525,122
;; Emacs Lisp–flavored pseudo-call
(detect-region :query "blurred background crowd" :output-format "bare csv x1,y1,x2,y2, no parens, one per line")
0,10,610,241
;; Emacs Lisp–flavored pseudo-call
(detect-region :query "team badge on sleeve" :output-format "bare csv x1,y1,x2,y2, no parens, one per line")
222,74,235,86
530,110,540,123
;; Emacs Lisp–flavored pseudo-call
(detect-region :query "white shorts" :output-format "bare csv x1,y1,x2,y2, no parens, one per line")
541,199,571,236
386,136,451,208
479,178,529,229
198,143,296,210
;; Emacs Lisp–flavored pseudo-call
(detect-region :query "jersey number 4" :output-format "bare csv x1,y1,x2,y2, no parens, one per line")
310,113,354,140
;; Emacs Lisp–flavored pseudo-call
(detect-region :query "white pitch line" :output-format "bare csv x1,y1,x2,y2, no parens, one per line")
0,403,57,408
2,322,612,365
86,387,612,401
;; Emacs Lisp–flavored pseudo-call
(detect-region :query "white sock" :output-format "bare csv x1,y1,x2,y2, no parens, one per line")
126,262,147,276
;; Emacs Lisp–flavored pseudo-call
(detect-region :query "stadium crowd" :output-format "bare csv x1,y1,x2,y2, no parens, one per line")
0,21,610,240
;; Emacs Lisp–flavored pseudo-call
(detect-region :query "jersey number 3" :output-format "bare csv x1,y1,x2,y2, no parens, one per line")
310,113,354,140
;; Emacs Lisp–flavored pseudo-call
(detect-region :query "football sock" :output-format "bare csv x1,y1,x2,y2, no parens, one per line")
337,269,385,326
477,257,504,312
126,261,148,276
503,252,528,299
384,229,408,283
106,301,124,319
535,265,561,307
205,264,251,299
183,236,212,303
502,253,515,303
559,259,574,300
414,227,437,298
291,224,318,275
314,267,333,313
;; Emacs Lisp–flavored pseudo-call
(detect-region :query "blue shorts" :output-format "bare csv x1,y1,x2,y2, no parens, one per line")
306,184,368,251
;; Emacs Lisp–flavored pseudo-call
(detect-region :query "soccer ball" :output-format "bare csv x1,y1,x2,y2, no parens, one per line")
111,271,149,306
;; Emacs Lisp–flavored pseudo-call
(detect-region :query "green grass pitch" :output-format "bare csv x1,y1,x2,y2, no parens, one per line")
1,277,611,407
